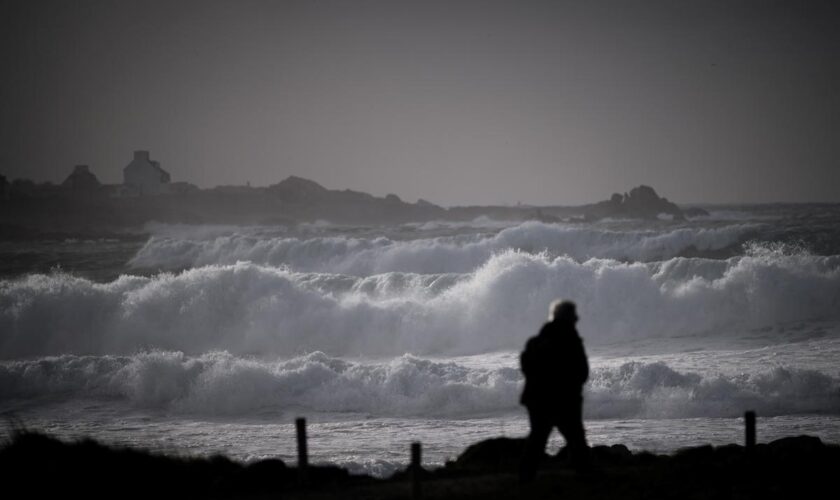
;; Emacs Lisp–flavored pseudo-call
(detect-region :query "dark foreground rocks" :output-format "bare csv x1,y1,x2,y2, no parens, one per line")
1,431,837,499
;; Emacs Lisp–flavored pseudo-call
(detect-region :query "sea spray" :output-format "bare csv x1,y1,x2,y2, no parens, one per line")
1,351,837,418
129,221,762,274
2,247,840,358
3,207,839,474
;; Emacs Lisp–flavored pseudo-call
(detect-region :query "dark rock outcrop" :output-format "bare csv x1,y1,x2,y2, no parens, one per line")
452,437,528,472
1,173,713,235
584,185,708,221
589,444,634,465
267,175,330,203
266,176,446,224
0,431,371,500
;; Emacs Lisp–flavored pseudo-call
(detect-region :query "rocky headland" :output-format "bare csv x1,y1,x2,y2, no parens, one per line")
0,175,708,239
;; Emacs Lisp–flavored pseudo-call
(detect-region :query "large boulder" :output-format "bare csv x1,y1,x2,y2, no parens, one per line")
453,437,528,472
767,435,825,455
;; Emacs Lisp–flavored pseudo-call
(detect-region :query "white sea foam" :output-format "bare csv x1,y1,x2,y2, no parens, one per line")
586,361,840,419
405,216,518,231
4,208,840,473
128,222,762,274
2,245,839,358
1,352,837,419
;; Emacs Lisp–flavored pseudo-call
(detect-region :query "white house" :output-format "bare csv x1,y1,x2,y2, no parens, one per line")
123,150,171,195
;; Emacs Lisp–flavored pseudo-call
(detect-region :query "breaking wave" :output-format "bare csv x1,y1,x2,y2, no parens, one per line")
1,352,837,418
2,244,839,358
128,222,762,274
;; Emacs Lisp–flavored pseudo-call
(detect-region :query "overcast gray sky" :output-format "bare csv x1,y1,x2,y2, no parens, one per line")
1,0,838,205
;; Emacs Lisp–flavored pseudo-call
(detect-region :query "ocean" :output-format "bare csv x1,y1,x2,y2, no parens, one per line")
2,204,839,476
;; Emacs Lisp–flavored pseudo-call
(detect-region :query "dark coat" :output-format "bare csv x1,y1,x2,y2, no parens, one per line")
519,320,589,409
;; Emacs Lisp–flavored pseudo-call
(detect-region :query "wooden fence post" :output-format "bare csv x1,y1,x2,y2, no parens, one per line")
411,441,422,500
296,417,308,485
745,411,756,449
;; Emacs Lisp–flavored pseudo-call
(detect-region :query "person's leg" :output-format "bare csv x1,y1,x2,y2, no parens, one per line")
520,407,552,483
558,398,589,469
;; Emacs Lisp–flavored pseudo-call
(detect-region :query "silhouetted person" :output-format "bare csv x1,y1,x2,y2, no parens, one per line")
519,300,589,482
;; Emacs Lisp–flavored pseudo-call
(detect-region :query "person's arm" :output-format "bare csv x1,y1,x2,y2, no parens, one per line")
520,338,535,377
581,347,590,384
576,338,589,384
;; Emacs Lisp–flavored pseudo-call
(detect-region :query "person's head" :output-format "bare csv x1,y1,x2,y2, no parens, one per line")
549,300,578,325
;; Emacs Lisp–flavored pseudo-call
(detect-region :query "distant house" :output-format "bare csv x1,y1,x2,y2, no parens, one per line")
123,150,170,195
61,165,102,195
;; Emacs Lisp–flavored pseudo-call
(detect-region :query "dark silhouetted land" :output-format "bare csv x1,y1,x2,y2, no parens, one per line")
0,174,709,239
2,431,837,499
